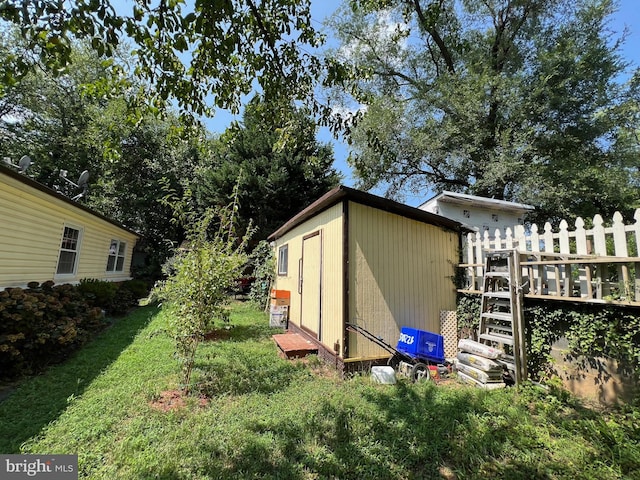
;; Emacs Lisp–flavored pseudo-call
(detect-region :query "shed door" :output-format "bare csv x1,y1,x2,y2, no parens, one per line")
300,231,322,339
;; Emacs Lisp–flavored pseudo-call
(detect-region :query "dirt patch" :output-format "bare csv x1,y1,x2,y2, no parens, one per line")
149,390,209,412
203,329,232,341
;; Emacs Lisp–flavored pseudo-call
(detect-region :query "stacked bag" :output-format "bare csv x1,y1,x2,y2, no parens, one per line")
455,338,506,389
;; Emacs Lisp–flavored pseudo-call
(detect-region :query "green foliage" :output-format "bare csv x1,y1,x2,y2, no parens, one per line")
0,0,337,120
153,187,252,394
0,33,213,280
77,279,118,309
329,0,639,222
525,301,640,380
193,96,342,242
247,240,276,309
456,293,480,339
0,283,106,379
76,279,149,316
524,302,567,380
457,293,640,380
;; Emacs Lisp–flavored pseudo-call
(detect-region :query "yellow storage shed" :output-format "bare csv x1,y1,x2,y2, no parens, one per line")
0,164,139,289
268,186,464,369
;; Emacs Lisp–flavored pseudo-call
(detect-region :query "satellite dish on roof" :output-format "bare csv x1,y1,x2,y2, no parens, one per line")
18,156,32,173
77,170,89,189
60,168,90,201
3,155,33,173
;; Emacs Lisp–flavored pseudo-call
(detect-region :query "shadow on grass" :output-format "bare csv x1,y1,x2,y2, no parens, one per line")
0,306,158,453
193,351,309,397
180,382,599,480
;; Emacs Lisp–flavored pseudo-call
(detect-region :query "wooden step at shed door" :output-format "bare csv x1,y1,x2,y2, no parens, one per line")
478,249,527,385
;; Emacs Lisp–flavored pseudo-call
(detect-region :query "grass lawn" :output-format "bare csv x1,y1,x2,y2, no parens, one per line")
0,302,638,479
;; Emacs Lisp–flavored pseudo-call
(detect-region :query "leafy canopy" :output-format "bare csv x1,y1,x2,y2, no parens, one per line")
0,0,342,119
329,0,640,223
193,95,342,242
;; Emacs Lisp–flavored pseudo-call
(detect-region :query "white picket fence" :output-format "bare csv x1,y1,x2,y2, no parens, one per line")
460,209,640,304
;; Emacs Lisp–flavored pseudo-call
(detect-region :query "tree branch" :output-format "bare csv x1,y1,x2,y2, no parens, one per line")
411,0,455,74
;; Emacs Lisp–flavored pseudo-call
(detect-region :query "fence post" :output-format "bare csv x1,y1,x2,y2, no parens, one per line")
559,220,572,296
475,232,483,290
543,222,557,295
575,217,592,298
593,214,607,298
613,212,630,299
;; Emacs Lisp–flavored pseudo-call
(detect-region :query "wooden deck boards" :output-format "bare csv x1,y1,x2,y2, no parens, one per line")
272,332,318,359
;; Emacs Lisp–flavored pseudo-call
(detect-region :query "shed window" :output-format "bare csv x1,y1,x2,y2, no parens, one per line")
278,244,288,275
56,226,81,275
107,240,126,272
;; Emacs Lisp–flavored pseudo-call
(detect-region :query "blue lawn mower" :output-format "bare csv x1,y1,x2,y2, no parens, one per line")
346,323,448,382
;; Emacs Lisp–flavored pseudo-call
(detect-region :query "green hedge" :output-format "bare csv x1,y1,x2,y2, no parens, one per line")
0,282,104,379
0,279,150,380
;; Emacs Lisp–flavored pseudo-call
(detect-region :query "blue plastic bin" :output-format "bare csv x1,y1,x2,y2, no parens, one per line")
396,327,445,363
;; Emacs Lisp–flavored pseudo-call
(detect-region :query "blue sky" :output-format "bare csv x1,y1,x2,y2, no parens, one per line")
202,0,640,207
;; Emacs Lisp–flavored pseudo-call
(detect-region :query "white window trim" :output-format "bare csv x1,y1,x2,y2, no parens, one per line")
277,244,288,276
55,224,83,278
106,239,127,273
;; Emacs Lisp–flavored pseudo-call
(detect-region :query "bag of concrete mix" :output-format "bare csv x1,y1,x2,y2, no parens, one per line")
456,351,503,372
458,338,503,359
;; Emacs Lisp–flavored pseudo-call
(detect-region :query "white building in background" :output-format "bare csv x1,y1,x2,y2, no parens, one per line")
418,191,535,237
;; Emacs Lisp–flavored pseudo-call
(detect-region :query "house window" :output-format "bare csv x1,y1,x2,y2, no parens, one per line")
56,226,81,275
107,240,126,272
462,209,470,218
278,244,288,275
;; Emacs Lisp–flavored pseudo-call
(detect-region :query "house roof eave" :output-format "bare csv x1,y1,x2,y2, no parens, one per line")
1,164,141,238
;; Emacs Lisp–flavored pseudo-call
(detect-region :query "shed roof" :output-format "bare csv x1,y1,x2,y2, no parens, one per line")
1,164,140,237
419,191,535,213
268,185,467,241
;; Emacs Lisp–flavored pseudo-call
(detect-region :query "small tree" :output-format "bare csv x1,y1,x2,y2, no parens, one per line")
248,240,276,311
153,187,251,394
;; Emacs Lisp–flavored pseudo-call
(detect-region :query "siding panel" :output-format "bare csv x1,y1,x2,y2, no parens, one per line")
1,172,138,288
348,201,458,360
271,202,344,355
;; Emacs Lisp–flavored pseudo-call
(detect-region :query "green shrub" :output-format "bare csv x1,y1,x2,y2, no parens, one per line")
120,279,150,299
153,186,252,394
0,283,106,379
248,240,275,310
77,279,118,309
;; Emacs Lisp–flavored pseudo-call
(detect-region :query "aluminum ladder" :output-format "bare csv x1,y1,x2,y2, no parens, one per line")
478,249,527,385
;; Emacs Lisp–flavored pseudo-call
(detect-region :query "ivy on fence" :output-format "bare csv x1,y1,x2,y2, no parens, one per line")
457,293,640,380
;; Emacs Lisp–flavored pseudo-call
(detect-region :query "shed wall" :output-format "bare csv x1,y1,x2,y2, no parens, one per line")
347,201,459,360
272,202,344,355
0,173,138,288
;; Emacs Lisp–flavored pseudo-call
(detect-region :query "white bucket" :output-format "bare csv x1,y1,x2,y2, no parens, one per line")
371,366,397,384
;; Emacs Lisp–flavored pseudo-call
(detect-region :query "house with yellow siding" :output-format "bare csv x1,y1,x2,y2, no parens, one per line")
268,185,465,369
0,164,139,289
